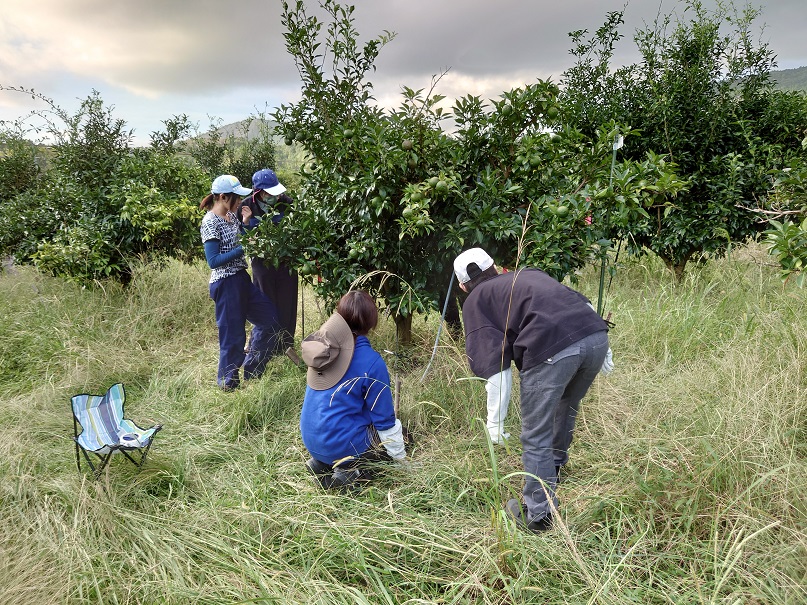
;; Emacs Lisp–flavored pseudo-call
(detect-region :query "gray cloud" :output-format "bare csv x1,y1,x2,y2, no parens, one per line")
1,0,804,142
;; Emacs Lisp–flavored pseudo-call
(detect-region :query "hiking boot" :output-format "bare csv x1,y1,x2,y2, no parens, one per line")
504,498,553,534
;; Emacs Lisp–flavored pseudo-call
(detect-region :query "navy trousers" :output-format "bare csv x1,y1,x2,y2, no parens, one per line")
250,257,298,352
210,270,280,389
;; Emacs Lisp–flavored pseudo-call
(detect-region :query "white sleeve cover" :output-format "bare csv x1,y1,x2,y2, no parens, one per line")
600,347,614,375
586,302,614,376
485,368,512,443
377,418,406,460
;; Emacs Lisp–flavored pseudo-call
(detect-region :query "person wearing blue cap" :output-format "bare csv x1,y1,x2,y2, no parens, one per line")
199,175,282,391
238,169,298,354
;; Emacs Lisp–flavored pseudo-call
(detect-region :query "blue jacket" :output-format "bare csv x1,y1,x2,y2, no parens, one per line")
300,336,396,463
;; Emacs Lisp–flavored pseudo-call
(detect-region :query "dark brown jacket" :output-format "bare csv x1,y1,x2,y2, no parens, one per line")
462,268,609,378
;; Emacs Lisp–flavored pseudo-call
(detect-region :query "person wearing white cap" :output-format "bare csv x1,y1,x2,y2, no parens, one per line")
453,247,611,533
238,169,298,355
199,175,282,391
299,290,408,490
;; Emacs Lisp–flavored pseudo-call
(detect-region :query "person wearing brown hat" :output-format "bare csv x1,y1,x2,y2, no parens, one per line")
453,248,611,533
300,290,407,490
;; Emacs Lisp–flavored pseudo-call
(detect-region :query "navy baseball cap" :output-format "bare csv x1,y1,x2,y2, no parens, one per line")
252,169,287,196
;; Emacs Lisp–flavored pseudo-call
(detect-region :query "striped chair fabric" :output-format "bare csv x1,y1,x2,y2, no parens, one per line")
71,383,162,477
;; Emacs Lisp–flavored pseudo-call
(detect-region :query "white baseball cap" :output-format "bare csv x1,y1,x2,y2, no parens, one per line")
453,248,495,284
211,175,252,196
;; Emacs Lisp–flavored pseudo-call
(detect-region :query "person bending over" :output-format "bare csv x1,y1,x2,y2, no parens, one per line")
454,248,611,532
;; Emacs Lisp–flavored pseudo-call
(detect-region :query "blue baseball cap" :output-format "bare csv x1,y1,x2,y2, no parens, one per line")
211,175,251,196
252,169,287,196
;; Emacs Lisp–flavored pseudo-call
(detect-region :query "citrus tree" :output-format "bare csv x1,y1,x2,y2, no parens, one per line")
561,0,807,280
248,0,687,342
763,151,807,286
0,87,290,284
0,128,42,195
184,111,279,186
0,89,209,283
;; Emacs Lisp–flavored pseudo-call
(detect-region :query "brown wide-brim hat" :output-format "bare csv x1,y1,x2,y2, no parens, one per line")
301,313,355,390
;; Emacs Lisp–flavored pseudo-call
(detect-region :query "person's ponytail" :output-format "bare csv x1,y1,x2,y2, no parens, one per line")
199,193,215,210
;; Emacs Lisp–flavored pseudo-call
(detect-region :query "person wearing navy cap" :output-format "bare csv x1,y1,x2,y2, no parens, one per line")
199,175,281,391
239,169,299,355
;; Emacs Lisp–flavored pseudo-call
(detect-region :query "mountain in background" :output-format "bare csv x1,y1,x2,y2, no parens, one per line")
211,118,279,141
212,65,806,156
769,66,807,92
190,117,307,173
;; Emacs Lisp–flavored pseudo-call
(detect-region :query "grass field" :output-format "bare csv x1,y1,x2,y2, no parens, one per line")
0,246,804,604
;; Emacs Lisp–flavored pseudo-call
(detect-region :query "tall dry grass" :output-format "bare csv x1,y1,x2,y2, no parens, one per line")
0,248,804,604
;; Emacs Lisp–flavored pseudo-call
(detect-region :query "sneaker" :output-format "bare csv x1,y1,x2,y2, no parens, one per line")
504,498,553,533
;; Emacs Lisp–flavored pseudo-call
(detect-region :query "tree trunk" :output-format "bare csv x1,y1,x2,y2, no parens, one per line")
663,256,689,282
394,313,413,346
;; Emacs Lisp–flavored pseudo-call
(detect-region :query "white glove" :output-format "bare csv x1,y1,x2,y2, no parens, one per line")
585,303,614,376
600,347,614,375
395,458,414,471
377,419,406,460
485,368,512,444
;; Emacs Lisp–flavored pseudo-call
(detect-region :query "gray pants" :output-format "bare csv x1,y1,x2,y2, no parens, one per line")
518,330,609,523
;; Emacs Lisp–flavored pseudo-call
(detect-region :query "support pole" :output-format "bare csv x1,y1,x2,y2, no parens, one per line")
420,272,455,383
598,131,623,317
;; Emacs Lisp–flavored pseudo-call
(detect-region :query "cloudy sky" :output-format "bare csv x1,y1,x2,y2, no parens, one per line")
2,0,805,145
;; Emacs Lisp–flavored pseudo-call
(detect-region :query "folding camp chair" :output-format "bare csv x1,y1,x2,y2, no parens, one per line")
71,383,162,479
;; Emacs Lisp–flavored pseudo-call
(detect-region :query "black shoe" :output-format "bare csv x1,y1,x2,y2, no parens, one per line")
527,515,553,532
330,467,364,492
306,458,335,489
306,457,332,474
505,498,553,534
